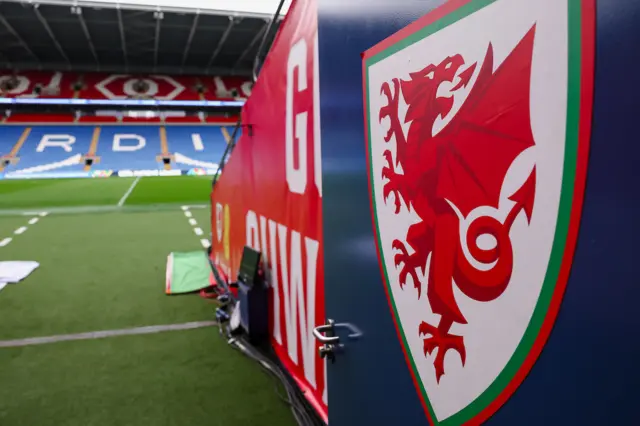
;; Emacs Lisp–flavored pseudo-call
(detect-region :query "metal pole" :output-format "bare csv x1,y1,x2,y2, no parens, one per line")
252,0,286,82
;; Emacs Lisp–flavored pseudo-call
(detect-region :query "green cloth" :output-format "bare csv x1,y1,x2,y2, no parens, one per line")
165,251,211,295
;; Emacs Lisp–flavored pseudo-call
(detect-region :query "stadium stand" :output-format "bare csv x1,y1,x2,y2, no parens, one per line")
93,126,164,172
0,124,230,175
6,126,92,174
0,71,252,101
166,126,230,170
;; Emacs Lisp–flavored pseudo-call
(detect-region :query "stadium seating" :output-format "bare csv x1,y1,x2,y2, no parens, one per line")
0,124,230,175
95,126,164,171
0,71,252,101
165,126,229,169
7,126,93,173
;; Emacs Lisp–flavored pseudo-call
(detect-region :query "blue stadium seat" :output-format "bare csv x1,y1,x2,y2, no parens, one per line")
1,124,233,175
6,126,92,173
95,126,163,171
165,126,228,170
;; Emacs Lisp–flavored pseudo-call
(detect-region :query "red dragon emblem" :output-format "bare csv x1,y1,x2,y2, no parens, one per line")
379,25,538,383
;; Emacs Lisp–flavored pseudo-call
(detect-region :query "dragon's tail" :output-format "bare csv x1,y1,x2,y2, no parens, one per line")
454,214,514,302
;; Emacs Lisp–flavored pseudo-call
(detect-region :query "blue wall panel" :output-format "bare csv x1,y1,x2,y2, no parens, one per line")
318,0,639,424
318,2,446,425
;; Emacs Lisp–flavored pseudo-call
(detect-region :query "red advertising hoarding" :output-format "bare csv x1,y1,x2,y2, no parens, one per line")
209,0,326,421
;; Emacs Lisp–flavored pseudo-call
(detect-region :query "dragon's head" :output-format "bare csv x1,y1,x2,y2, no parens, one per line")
401,54,475,125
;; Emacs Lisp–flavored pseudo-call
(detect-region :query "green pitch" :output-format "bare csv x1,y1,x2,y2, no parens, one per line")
0,176,295,426
0,175,213,211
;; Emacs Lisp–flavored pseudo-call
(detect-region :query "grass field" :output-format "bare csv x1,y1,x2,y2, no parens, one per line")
0,176,295,426
0,176,213,211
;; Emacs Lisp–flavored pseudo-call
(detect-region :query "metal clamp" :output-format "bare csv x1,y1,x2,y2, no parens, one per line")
313,319,340,344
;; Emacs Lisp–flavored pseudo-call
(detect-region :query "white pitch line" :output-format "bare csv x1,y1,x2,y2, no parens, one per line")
0,321,217,348
200,239,211,248
184,211,193,218
181,206,190,211
117,176,141,207
1,212,47,248
193,227,203,236
189,218,197,226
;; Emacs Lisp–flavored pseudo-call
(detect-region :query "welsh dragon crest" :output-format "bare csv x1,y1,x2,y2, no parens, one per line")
378,25,538,382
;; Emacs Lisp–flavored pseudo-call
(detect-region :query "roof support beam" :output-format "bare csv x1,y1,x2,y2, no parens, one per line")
181,12,200,70
74,7,99,66
33,5,70,65
0,0,289,20
0,13,40,64
206,16,235,71
233,21,268,70
253,0,286,81
116,7,128,69
153,10,163,71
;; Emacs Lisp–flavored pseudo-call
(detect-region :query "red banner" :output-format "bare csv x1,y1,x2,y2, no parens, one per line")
0,71,252,101
209,0,326,420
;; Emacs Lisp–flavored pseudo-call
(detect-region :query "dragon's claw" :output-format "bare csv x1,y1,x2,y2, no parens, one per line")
383,150,393,166
392,239,421,295
381,152,394,180
419,321,466,383
392,239,406,252
383,184,402,213
381,150,403,213
379,79,402,143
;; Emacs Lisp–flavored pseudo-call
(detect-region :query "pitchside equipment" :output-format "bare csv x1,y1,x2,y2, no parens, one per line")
165,252,211,295
236,246,268,345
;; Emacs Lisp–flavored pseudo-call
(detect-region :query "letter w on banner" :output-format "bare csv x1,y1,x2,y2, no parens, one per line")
209,0,326,421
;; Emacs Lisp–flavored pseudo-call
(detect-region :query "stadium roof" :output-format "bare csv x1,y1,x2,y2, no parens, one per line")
0,0,291,77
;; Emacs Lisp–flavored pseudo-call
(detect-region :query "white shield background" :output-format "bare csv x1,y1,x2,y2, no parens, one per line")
367,0,569,420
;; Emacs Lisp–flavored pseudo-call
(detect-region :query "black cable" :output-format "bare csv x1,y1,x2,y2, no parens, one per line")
227,335,323,426
228,340,308,425
208,264,324,425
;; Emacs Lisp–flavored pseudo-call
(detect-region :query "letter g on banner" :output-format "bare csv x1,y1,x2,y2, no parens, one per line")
286,37,322,197
286,39,308,195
